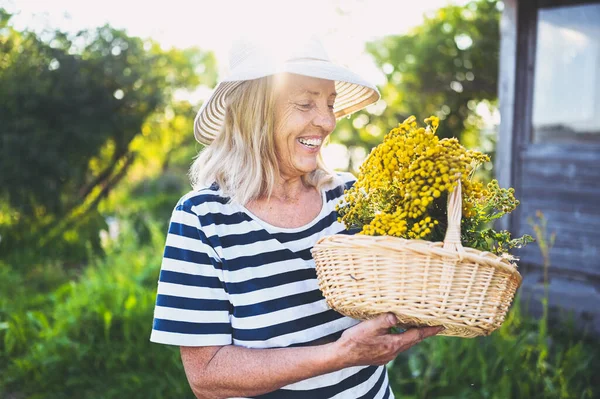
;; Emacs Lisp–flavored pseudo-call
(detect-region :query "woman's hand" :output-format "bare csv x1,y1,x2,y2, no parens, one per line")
331,313,443,368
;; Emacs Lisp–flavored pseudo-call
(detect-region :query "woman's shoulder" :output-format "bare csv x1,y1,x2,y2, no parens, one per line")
322,171,356,203
334,171,357,187
323,171,356,192
174,184,232,214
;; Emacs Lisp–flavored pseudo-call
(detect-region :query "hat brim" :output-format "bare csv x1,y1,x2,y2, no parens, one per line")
194,60,380,145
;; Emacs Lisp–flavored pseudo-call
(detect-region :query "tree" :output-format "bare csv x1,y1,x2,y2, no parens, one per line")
0,9,217,261
331,0,501,171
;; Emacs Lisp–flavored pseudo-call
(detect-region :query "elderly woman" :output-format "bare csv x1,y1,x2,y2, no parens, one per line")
150,37,442,399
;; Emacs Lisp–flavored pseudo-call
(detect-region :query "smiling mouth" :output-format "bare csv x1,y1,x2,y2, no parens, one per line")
298,138,323,148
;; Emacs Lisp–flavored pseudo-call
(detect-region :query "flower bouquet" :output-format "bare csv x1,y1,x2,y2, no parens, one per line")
312,116,533,338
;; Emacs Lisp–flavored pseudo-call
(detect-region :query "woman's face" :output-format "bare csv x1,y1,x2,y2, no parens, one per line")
273,74,336,179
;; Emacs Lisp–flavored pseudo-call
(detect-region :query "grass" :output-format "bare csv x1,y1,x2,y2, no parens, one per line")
1,215,598,398
387,297,598,398
0,221,192,399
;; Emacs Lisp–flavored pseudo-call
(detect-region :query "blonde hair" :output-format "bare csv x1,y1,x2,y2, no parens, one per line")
189,76,336,205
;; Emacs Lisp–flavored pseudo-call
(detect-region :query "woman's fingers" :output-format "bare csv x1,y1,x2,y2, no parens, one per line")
391,326,444,351
336,315,444,367
341,313,397,340
371,326,443,365
361,313,399,334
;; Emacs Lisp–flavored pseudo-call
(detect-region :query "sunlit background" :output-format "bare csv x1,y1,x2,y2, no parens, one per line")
2,0,599,398
5,0,497,170
7,0,469,76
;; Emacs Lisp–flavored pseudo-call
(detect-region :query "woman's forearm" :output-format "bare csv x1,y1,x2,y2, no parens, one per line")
183,342,344,399
181,315,442,399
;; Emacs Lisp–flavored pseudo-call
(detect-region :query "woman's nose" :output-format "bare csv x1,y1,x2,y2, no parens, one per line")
312,106,336,133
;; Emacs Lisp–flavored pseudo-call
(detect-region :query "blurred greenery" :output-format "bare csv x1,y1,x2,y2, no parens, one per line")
332,0,500,171
0,220,190,399
0,0,598,398
388,298,599,399
0,8,214,263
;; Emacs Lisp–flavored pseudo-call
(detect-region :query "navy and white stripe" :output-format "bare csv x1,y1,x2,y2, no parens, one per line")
151,172,394,398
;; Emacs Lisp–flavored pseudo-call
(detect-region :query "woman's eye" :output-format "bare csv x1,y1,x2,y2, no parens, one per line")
294,102,334,111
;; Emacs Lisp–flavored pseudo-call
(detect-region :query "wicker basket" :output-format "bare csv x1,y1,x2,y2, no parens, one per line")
312,180,522,338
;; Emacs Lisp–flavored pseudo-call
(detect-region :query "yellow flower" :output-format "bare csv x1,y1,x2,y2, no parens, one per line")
337,115,520,246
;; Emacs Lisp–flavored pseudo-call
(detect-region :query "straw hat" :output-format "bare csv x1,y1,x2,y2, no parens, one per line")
193,36,381,144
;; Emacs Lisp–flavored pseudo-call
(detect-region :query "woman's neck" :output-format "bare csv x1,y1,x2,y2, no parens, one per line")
268,175,310,203
244,173,323,229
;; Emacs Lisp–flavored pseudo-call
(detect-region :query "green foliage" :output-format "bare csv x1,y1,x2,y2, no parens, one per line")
461,180,535,254
387,298,599,399
0,12,206,395
527,211,557,342
331,0,501,170
528,211,556,277
0,8,215,263
100,99,202,239
0,221,192,399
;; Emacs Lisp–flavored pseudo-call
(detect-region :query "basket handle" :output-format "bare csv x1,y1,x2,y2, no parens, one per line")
442,179,465,255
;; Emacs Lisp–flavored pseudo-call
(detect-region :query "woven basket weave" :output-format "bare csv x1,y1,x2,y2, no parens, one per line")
312,181,522,338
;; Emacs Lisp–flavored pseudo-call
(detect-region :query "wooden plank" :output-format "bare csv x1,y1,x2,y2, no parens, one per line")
509,0,538,238
496,0,519,231
537,0,600,10
516,245,600,276
522,143,600,161
521,158,600,184
519,197,600,216
516,199,600,276
520,270,600,314
518,207,600,233
523,174,599,192
520,186,600,207
518,270,600,334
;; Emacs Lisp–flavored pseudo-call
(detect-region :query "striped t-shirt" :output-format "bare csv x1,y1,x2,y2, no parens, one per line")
150,172,393,399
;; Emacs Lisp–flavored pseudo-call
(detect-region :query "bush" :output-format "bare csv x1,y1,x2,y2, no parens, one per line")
0,221,193,399
387,298,599,398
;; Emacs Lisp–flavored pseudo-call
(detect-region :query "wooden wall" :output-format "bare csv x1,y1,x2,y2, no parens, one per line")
498,0,600,332
515,145,600,277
